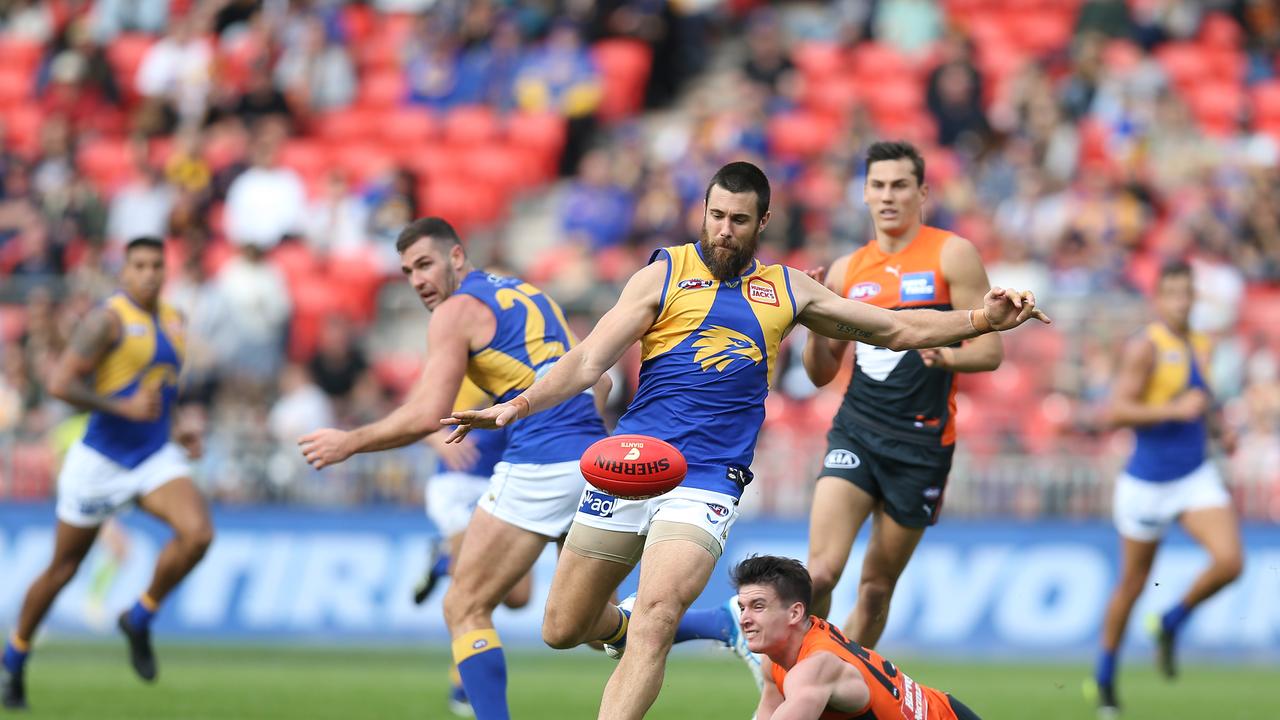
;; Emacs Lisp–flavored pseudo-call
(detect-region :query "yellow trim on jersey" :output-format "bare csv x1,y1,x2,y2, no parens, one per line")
1142,323,1211,405
453,377,494,413
93,295,184,396
451,628,502,664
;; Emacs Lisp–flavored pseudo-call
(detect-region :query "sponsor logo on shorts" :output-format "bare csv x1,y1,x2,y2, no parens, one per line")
705,503,730,524
747,278,779,306
849,282,881,300
472,639,489,650
579,490,618,518
900,271,937,302
678,278,714,290
726,465,753,488
78,498,114,516
824,449,861,469
923,487,942,501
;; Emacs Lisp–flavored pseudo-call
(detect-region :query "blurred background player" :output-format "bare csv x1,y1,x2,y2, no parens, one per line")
1089,261,1244,717
2,237,212,710
802,141,1003,643
414,378,530,717
299,217,608,720
731,554,982,720
447,161,1046,720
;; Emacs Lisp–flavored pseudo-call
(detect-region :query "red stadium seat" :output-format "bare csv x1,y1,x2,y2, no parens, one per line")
402,142,465,185
77,138,135,190
378,107,438,146
3,105,42,157
0,67,31,108
1186,81,1246,136
1006,10,1074,54
277,140,329,179
1156,43,1211,88
373,352,424,398
1102,39,1143,74
0,37,43,76
0,305,26,344
358,70,406,109
342,3,376,46
325,249,384,323
356,38,402,72
201,130,247,172
107,33,155,91
463,143,537,194
591,38,652,121
766,111,840,160
852,42,917,84
801,74,862,120
791,42,846,81
505,112,567,179
330,142,394,185
315,108,381,143
443,105,500,146
1252,82,1280,124
420,179,504,230
1198,12,1243,50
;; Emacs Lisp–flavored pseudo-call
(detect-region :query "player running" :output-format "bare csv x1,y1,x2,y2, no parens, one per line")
802,141,1003,641
1088,261,1243,717
299,217,607,720
733,554,983,720
446,161,1048,720
414,380,531,716
3,237,213,709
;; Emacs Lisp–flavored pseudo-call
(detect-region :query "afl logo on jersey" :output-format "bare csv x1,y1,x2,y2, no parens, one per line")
848,282,881,300
678,278,714,290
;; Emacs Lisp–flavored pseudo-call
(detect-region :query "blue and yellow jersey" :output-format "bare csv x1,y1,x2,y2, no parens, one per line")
1125,322,1211,482
438,377,508,478
614,243,797,497
457,270,605,463
81,293,185,469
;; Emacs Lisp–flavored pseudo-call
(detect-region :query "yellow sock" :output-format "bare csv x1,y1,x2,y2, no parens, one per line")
10,634,29,653
602,606,629,645
448,663,461,686
140,593,158,612
451,629,502,664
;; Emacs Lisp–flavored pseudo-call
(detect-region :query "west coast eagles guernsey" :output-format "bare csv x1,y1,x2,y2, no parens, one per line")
439,376,508,477
81,293,185,469
1125,322,1211,482
456,269,605,464
613,243,796,498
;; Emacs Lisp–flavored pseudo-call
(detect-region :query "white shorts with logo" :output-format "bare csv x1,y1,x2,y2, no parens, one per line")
56,440,192,528
572,485,741,554
476,460,586,538
1113,461,1231,542
425,471,490,538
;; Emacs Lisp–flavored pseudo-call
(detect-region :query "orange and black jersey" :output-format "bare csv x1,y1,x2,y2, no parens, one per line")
835,226,957,446
769,617,960,720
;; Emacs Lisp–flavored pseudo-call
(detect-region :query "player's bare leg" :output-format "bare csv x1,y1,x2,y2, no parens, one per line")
598,537,717,720
138,477,215,603
4,521,99,708
1152,506,1243,678
442,507,550,719
1093,535,1159,712
116,477,213,682
541,547,635,649
844,510,924,648
807,476,876,619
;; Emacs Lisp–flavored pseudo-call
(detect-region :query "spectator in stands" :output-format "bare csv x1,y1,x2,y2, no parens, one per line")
741,9,797,103
233,61,295,133
304,170,369,258
1,0,54,43
106,140,176,246
307,314,369,404
560,148,634,251
873,0,942,55
515,20,602,174
38,19,122,133
202,239,292,390
462,13,523,113
1075,0,1134,40
90,0,169,41
274,14,357,113
134,12,214,135
364,167,418,268
224,119,305,252
406,16,474,109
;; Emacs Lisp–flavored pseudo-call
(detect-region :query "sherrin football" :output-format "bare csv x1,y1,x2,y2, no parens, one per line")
580,434,687,501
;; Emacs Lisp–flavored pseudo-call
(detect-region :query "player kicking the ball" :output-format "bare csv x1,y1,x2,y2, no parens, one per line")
299,217,608,720
733,554,983,720
446,162,1048,719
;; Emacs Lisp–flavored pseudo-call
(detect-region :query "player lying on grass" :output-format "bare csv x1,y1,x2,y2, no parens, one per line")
445,161,1048,720
732,554,983,720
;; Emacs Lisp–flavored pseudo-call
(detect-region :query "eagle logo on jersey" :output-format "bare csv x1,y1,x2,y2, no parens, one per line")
692,326,763,372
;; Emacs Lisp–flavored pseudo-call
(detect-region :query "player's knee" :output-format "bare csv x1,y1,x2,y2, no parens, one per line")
179,520,214,559
47,557,83,588
628,598,682,648
442,583,493,631
1214,551,1243,583
540,617,579,650
808,563,842,599
857,577,895,616
503,585,532,610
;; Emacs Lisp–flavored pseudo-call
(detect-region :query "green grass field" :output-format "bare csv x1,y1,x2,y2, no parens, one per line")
13,643,1277,719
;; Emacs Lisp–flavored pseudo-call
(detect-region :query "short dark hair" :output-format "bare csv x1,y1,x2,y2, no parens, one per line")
395,216,462,255
865,140,926,186
125,236,164,255
1158,259,1193,284
730,555,812,613
705,161,771,219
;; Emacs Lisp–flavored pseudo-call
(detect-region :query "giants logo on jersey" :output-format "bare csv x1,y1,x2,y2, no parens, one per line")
849,282,881,300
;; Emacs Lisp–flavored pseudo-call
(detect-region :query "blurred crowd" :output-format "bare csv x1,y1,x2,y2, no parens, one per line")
1,0,1278,518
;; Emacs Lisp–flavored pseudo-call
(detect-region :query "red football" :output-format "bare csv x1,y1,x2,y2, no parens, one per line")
579,434,687,500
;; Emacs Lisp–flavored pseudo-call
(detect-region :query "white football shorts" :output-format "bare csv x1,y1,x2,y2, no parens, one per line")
1113,461,1232,542
572,485,740,555
425,471,490,538
56,440,192,528
476,460,586,538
